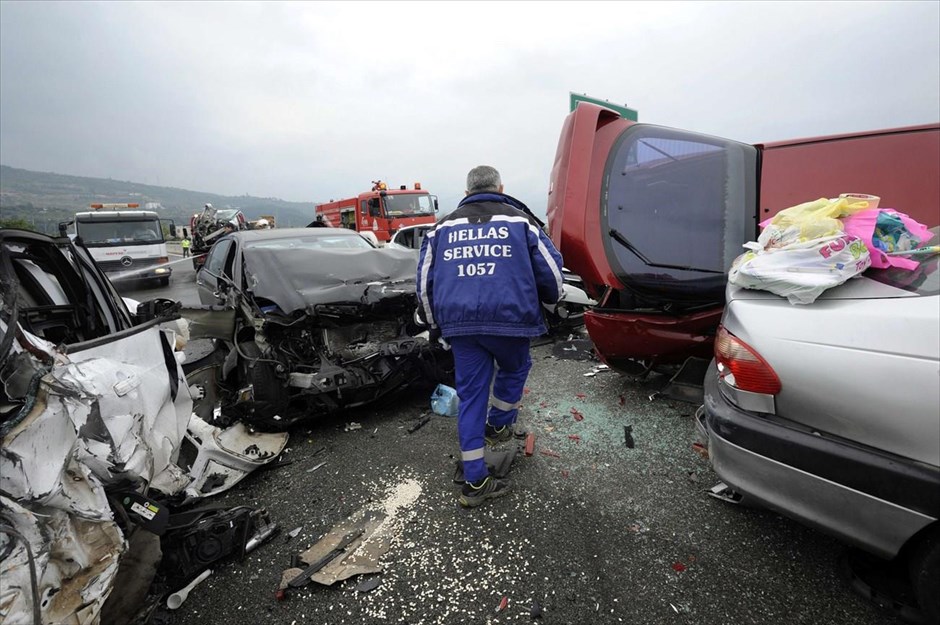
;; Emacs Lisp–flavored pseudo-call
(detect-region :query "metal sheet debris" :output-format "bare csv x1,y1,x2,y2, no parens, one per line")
355,575,382,593
279,478,423,589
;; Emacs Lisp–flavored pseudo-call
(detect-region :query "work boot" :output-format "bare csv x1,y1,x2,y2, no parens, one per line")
459,476,511,508
484,424,514,445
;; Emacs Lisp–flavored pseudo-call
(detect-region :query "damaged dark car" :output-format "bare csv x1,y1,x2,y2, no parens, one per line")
189,227,452,430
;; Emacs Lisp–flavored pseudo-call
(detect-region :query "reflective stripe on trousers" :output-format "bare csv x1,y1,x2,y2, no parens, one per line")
449,334,532,483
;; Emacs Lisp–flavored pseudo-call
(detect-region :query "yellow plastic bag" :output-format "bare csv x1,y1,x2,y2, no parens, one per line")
759,195,879,249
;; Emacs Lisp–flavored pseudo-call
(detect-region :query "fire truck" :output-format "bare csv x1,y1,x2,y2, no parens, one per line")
314,181,438,243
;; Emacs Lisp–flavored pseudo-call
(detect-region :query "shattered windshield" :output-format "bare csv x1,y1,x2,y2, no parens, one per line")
382,193,435,217
77,218,164,245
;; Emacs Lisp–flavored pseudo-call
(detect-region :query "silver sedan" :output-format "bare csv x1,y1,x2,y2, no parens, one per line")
699,228,940,621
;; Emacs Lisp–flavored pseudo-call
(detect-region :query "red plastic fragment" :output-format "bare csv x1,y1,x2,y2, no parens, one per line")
569,407,584,421
540,449,560,458
524,432,536,456
539,401,549,408
568,434,581,443
275,589,286,601
576,393,586,400
496,596,508,613
523,388,531,395
561,470,569,478
691,442,709,459
671,561,687,573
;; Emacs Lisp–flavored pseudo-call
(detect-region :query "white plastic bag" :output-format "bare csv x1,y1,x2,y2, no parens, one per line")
729,233,871,304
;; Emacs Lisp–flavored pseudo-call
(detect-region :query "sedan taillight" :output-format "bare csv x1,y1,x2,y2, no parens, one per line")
715,325,781,395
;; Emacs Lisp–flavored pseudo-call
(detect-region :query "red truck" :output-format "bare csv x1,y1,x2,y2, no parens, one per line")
315,181,438,243
547,102,939,373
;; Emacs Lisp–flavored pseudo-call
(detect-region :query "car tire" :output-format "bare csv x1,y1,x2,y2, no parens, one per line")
238,341,290,430
909,526,940,622
159,277,170,287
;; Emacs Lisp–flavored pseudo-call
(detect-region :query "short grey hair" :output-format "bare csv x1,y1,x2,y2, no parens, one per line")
466,165,502,194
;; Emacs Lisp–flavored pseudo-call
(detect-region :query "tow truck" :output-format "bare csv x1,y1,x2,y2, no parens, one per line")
73,203,174,287
189,203,249,270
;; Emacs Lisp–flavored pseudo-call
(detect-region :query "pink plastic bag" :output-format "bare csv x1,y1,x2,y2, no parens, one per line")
841,208,934,270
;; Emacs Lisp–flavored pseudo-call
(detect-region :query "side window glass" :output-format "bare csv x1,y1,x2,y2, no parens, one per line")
206,239,232,275
221,243,237,280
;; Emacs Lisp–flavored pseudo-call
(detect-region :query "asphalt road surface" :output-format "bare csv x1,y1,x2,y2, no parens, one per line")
118,248,202,306
116,253,904,625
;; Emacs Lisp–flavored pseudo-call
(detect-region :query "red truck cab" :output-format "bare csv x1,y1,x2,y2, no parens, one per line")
548,103,939,372
315,181,438,243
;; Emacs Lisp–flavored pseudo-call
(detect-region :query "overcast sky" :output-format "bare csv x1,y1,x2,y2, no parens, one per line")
1,1,938,212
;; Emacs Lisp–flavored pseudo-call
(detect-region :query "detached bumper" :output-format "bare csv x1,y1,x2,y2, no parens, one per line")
700,360,939,559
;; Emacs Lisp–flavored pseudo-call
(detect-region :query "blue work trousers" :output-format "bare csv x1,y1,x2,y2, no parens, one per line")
449,335,532,483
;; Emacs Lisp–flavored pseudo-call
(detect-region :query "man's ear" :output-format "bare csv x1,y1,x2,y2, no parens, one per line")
498,184,504,193
465,190,469,196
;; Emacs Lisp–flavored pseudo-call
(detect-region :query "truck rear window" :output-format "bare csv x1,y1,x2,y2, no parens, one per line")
601,124,757,305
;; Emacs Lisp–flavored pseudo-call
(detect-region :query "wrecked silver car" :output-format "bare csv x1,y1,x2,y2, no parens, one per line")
0,228,283,624
189,227,452,430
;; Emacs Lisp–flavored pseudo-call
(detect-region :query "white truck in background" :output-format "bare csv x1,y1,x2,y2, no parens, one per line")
74,203,174,287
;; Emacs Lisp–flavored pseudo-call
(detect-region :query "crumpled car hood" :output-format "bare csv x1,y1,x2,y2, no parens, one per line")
243,247,418,315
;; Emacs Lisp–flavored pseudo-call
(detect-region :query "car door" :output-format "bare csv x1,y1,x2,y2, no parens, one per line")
197,238,234,305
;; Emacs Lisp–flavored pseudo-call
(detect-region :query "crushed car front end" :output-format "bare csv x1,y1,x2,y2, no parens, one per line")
188,241,452,430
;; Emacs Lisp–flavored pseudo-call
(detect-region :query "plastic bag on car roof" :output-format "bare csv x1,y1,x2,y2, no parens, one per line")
842,208,934,271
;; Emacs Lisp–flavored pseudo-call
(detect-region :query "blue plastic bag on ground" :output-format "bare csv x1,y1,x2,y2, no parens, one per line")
431,384,459,417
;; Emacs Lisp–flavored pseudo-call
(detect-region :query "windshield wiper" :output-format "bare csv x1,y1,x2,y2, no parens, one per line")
638,139,679,162
608,228,723,275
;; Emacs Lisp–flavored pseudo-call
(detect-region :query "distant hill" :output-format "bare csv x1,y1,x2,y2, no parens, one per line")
0,165,315,233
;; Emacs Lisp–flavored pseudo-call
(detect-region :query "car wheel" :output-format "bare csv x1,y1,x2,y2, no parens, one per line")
909,527,940,622
238,341,290,430
159,277,170,287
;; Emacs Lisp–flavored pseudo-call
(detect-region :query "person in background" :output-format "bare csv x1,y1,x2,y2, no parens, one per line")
180,233,191,257
416,165,564,508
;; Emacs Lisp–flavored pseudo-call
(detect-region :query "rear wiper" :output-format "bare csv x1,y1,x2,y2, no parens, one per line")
608,228,724,275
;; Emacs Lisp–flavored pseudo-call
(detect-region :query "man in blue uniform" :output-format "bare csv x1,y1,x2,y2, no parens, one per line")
417,166,564,507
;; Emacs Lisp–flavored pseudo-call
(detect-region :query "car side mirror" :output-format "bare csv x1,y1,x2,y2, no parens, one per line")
212,278,232,300
433,197,439,212
134,298,181,323
169,224,178,238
